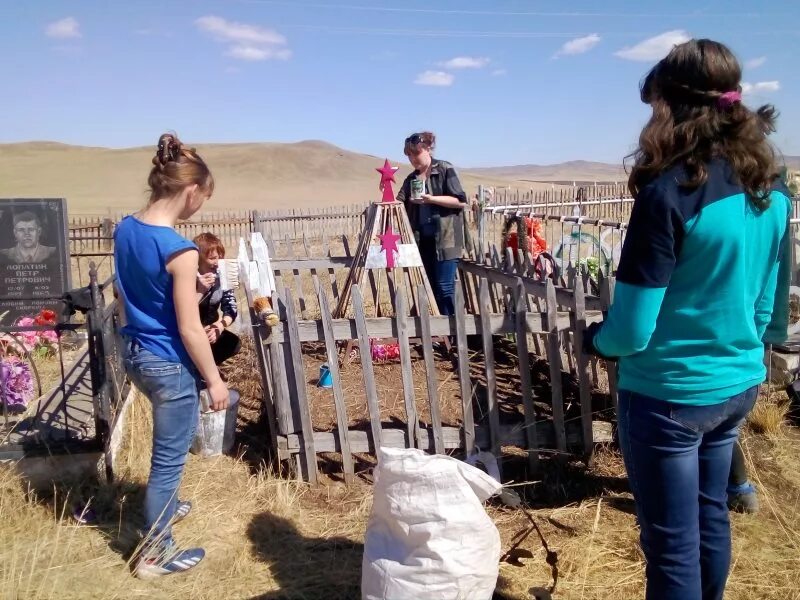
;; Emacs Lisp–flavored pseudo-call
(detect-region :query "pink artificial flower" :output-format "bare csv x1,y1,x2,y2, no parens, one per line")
40,330,58,345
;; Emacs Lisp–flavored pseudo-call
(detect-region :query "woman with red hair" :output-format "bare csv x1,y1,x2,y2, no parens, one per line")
194,232,240,366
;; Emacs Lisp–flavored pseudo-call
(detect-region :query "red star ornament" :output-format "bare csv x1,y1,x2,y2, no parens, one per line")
377,159,399,202
376,159,399,184
378,225,401,269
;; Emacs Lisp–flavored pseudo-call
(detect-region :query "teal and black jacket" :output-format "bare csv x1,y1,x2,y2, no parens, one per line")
588,160,792,405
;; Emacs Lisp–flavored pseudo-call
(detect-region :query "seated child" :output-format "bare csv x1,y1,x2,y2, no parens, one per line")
194,233,241,366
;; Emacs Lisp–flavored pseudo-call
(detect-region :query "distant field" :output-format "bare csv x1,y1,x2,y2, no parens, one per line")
0,141,577,216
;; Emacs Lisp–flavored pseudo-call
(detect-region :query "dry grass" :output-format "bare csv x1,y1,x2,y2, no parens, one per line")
747,390,792,435
1,391,369,599
2,388,800,599
492,428,800,600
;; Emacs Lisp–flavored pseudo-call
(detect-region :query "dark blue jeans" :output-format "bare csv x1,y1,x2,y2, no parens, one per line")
418,236,458,316
617,386,758,600
123,340,200,548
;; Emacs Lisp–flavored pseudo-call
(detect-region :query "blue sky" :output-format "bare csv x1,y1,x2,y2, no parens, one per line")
1,0,797,166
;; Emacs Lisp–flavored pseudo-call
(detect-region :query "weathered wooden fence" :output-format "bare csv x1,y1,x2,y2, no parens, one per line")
69,204,366,254
246,229,617,482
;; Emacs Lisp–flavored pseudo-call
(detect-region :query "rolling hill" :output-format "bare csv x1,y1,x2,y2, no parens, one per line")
0,141,795,215
0,141,557,215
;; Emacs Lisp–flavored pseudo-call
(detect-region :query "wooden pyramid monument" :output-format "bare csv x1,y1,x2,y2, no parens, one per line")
333,159,439,319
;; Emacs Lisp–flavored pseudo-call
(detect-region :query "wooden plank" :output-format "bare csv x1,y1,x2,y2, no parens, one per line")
600,273,619,412
490,244,501,268
314,277,355,483
266,310,596,343
501,247,516,311
270,257,353,270
545,280,567,456
454,283,475,454
367,269,381,317
570,275,594,459
459,260,605,311
396,288,420,448
291,262,308,320
460,259,481,315
352,286,384,450
386,269,398,314
273,290,301,433
243,278,280,465
285,421,614,454
487,249,503,314
418,287,444,454
282,287,318,483
514,279,539,471
479,278,501,457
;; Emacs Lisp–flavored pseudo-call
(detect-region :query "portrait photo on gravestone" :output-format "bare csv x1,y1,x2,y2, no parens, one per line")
0,199,70,323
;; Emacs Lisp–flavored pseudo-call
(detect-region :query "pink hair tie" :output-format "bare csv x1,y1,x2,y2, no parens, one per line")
718,91,741,109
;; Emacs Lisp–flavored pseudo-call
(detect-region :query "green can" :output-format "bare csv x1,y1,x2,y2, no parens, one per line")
411,178,424,200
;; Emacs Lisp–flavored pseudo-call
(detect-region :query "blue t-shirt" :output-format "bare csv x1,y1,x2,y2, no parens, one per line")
594,160,791,405
114,216,197,367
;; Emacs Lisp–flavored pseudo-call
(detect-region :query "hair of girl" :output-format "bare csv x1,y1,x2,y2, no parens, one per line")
627,39,778,209
147,132,215,204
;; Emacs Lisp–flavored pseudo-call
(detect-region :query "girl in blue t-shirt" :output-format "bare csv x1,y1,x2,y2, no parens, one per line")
114,133,229,579
585,40,790,599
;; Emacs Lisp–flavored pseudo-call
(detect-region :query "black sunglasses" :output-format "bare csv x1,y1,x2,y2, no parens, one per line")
405,133,422,145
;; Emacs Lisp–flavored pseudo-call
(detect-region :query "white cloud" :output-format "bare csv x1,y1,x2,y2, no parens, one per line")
196,16,285,45
741,80,780,94
491,68,507,77
227,45,291,61
554,33,600,57
745,56,767,70
614,30,690,62
437,56,490,69
46,17,81,39
415,70,455,87
195,15,289,61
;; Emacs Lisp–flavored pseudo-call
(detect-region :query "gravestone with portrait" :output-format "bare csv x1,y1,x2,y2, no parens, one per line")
0,199,71,323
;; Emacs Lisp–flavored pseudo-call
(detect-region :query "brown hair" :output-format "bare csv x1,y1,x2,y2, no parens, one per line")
404,131,436,156
147,132,215,204
193,232,226,259
627,39,778,209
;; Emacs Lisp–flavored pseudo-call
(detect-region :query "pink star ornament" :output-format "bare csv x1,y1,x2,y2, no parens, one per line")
376,159,399,202
378,225,401,269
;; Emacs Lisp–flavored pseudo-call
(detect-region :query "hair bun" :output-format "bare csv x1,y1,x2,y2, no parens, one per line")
154,132,182,166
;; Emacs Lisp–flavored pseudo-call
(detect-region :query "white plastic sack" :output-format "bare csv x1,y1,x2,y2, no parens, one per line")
362,447,503,600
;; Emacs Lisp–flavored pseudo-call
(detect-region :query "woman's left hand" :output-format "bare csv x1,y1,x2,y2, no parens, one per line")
197,272,216,293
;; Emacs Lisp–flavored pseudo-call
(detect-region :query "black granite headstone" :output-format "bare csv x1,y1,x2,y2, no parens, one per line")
0,198,71,323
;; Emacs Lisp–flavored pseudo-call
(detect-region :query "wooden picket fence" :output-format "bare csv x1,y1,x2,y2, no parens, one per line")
247,231,617,482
